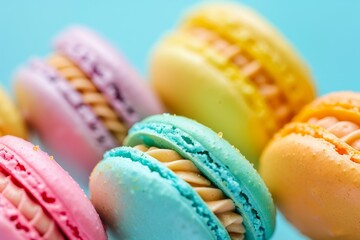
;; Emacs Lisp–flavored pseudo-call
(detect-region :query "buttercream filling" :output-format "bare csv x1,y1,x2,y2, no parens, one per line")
308,116,360,151
188,27,291,127
134,144,245,240
0,170,64,240
57,41,139,125
48,54,127,144
29,60,116,149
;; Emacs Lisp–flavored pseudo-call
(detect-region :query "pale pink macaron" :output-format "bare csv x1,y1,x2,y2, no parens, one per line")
0,135,106,240
14,26,164,180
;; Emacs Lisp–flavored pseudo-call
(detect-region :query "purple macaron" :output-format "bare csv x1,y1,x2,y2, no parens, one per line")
14,26,164,180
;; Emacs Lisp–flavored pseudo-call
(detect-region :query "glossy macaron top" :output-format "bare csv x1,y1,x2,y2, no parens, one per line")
0,87,27,139
0,135,106,239
124,114,276,240
259,92,360,239
150,3,316,167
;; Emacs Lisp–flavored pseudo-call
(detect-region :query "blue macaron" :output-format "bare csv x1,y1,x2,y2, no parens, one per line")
89,114,275,240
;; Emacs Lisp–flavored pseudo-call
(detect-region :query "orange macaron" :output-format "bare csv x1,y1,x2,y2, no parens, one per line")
260,92,360,240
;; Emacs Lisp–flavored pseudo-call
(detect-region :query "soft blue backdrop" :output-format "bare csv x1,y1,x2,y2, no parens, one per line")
2,1,359,239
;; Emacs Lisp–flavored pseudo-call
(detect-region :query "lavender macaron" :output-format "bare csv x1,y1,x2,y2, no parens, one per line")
14,26,164,180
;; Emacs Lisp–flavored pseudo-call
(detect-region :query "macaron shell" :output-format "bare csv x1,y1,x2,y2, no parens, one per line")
0,135,106,240
260,132,360,239
151,42,271,166
0,195,40,240
55,26,164,125
0,87,27,139
182,3,316,110
14,60,116,177
294,91,360,123
90,155,216,240
125,114,276,239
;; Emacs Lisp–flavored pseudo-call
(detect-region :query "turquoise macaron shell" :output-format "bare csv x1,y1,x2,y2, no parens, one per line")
124,114,276,240
91,149,217,240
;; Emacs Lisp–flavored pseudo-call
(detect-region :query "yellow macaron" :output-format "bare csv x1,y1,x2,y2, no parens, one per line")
260,92,360,239
150,2,316,167
0,86,27,139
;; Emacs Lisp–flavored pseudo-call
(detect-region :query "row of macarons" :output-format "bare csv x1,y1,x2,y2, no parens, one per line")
0,2,357,240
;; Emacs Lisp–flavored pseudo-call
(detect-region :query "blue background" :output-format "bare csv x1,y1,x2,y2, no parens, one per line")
2,1,360,239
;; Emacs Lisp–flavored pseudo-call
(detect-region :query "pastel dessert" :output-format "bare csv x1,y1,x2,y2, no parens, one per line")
90,114,275,240
260,92,360,239
14,26,164,178
0,86,27,139
150,3,316,167
0,135,106,240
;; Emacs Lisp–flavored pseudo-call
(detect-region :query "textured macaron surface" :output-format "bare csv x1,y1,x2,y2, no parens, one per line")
0,136,106,240
260,92,360,239
124,114,275,240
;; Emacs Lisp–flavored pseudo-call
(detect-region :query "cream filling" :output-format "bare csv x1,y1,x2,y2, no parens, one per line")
0,171,64,240
48,54,127,144
308,116,360,150
134,145,245,240
188,27,291,126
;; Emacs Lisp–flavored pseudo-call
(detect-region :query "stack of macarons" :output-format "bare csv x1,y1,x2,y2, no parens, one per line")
1,1,354,240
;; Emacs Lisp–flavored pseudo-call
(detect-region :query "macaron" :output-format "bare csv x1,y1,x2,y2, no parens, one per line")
0,135,106,240
14,26,164,178
0,86,27,139
260,92,360,239
90,114,275,240
150,3,316,167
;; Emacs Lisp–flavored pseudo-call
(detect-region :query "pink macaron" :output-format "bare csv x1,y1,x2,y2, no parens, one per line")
14,26,164,179
0,135,106,240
